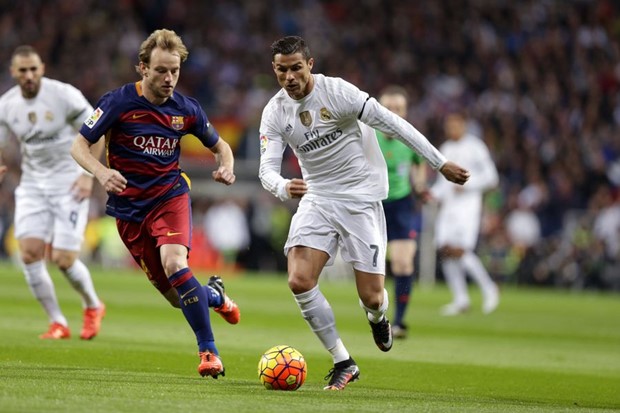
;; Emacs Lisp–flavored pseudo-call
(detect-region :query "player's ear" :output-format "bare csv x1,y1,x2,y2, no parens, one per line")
139,61,148,77
307,58,314,71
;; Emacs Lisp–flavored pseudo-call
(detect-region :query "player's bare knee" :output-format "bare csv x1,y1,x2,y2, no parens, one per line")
18,241,45,264
288,272,315,295
51,251,77,271
360,293,382,310
20,250,43,264
162,259,186,276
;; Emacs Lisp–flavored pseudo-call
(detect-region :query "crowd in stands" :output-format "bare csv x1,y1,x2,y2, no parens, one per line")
1,0,619,290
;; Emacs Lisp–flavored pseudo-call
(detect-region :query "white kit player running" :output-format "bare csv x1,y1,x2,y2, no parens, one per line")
431,111,500,316
0,45,105,340
259,36,470,391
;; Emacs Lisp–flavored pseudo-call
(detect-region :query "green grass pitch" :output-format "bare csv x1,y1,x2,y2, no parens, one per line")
0,261,619,412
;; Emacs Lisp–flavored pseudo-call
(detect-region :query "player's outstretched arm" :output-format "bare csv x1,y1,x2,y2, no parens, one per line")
210,138,236,186
71,134,127,194
439,161,470,185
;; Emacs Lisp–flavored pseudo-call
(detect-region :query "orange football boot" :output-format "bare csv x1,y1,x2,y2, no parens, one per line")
198,351,225,379
39,322,71,339
80,302,106,340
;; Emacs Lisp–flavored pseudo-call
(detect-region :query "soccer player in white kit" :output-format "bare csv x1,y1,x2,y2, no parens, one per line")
0,46,105,340
259,36,470,390
431,111,500,316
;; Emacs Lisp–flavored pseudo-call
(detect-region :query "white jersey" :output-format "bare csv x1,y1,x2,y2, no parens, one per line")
0,77,93,192
259,74,447,202
432,133,499,248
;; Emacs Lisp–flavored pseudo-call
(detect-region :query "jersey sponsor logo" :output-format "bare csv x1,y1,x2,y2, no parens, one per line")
28,112,37,124
296,128,343,153
84,107,104,129
299,111,312,127
24,131,59,144
260,135,268,154
133,135,178,157
171,116,185,130
320,107,332,121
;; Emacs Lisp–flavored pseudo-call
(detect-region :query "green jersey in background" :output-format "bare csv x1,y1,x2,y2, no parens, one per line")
377,131,422,201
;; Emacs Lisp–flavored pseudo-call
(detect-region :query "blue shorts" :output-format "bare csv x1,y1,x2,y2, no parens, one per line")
382,195,418,241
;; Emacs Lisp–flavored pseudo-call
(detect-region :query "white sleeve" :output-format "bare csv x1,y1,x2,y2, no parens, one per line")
63,84,94,130
258,105,291,201
463,139,499,192
359,97,447,170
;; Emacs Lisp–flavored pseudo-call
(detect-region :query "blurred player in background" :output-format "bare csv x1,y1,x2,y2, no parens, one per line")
377,85,427,339
259,36,470,390
71,29,239,379
0,45,106,340
431,111,500,315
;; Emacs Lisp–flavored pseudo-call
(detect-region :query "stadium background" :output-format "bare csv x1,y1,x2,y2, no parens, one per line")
0,0,619,291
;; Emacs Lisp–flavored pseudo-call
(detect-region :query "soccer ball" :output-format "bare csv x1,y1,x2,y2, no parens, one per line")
258,345,307,390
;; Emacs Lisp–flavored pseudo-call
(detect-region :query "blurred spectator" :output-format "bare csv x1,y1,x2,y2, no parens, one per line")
202,198,250,267
0,0,619,290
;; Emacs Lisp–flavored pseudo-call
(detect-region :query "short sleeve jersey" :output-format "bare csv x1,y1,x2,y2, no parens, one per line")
79,82,219,222
259,74,388,201
377,131,422,201
0,77,93,191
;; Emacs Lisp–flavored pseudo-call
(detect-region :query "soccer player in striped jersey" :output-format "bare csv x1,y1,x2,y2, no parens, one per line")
259,36,470,390
71,29,238,379
0,45,106,341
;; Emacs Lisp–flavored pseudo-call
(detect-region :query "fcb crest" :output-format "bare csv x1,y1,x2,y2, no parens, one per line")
171,116,185,130
320,107,332,121
28,112,37,124
299,111,312,127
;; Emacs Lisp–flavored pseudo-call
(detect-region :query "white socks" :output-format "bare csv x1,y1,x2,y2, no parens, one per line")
461,252,498,300
441,258,470,307
62,260,100,309
359,288,389,323
22,260,67,326
294,286,350,364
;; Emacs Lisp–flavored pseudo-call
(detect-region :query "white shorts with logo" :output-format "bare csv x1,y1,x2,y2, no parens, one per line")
284,196,387,275
14,185,89,251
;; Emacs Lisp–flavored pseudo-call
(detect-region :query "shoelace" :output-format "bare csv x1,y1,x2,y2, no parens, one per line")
324,368,336,382
324,367,351,386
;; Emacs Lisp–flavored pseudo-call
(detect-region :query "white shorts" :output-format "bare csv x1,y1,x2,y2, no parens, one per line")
14,185,89,251
434,209,480,250
284,196,386,274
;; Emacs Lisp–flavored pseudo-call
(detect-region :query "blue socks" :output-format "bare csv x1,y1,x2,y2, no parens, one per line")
169,268,217,354
203,285,224,308
394,274,414,326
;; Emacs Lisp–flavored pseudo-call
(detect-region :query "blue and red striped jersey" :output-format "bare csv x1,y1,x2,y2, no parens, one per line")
80,81,220,222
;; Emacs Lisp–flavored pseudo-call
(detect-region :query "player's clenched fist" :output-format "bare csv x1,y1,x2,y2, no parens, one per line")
97,169,127,194
286,178,308,199
212,167,236,185
439,161,470,185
